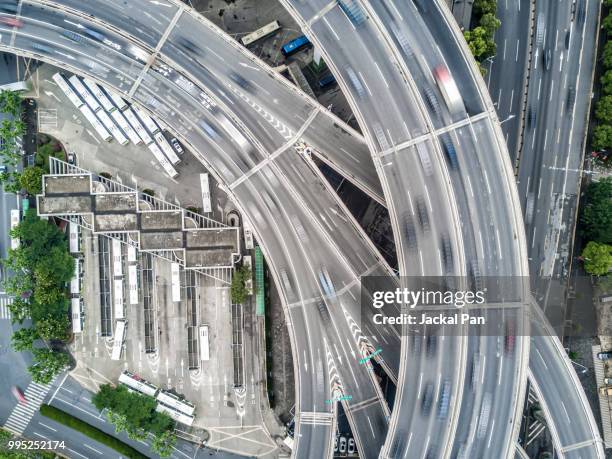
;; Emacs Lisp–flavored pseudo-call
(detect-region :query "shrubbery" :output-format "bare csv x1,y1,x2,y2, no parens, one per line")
463,0,501,74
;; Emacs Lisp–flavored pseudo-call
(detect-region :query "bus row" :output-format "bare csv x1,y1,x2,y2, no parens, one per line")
118,370,196,426
52,73,184,179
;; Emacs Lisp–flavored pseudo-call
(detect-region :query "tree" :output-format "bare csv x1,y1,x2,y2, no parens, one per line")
593,124,612,151
36,316,69,341
480,13,501,35
596,95,612,123
19,166,44,195
28,348,70,384
603,41,612,69
151,431,176,458
464,27,490,59
11,327,39,352
231,265,252,304
604,14,612,35
474,0,497,16
582,242,612,275
580,177,612,243
6,297,32,324
602,71,612,95
0,90,22,117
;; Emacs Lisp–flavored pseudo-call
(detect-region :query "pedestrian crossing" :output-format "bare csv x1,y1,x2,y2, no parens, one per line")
0,296,13,320
3,382,52,435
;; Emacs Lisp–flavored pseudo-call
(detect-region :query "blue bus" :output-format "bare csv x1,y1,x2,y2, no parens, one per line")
318,74,336,88
281,35,310,56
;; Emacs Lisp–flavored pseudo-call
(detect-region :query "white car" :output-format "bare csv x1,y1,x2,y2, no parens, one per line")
347,438,355,455
339,436,347,454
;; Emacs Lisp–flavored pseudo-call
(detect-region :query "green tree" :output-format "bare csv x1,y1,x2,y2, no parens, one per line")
11,327,39,352
593,124,612,150
602,71,612,95
580,177,612,243
36,316,69,341
596,95,612,123
474,0,497,16
604,14,612,35
582,241,612,275
231,265,252,304
464,27,490,59
7,297,32,324
19,166,45,195
151,431,176,458
480,13,501,35
603,41,612,68
28,348,70,384
0,90,22,116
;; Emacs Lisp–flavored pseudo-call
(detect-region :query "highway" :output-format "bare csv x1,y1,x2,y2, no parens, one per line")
0,2,408,456
278,0,530,458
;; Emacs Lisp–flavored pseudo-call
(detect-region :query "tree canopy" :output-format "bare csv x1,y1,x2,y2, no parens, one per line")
231,265,252,304
28,348,71,384
582,242,612,275
580,178,612,244
593,124,612,151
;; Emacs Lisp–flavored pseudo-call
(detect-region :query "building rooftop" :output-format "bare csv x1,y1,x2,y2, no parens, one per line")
140,211,183,231
43,174,90,194
38,195,92,214
140,231,184,250
94,213,138,232
94,193,137,212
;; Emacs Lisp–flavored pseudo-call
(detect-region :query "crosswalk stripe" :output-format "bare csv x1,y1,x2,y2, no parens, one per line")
2,380,53,434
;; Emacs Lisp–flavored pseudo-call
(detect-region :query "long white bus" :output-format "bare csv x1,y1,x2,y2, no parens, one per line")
52,73,84,108
82,78,116,113
240,20,281,46
111,110,142,145
118,370,159,397
128,265,138,305
171,263,181,303
70,258,81,295
71,297,83,334
148,143,178,179
134,106,160,135
68,75,101,112
108,91,128,111
155,403,194,426
79,105,112,142
9,209,19,250
114,278,124,320
112,239,123,277
199,173,212,213
97,110,129,145
127,245,137,263
110,320,127,360
156,390,196,416
124,108,153,145
199,325,210,361
69,221,80,253
154,132,180,165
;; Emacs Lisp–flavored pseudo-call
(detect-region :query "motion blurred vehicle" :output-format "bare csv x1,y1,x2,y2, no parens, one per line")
421,382,434,415
433,65,464,114
0,16,22,27
437,380,451,419
415,196,430,232
11,386,26,404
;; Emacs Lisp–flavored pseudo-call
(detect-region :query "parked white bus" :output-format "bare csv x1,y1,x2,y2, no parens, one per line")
128,265,138,305
52,73,84,108
111,110,141,145
240,20,281,46
155,403,194,426
69,221,80,253
124,108,153,145
118,370,159,397
114,279,124,320
112,239,123,277
82,78,116,113
199,173,212,213
127,245,137,263
171,263,181,302
68,75,101,112
134,106,160,134
108,91,128,111
79,105,112,142
154,132,180,165
97,110,129,145
110,320,127,360
70,258,81,295
199,325,210,361
156,390,196,416
9,209,19,250
148,143,178,179
71,298,83,334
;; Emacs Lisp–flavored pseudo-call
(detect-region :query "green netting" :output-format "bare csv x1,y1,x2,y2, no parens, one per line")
255,246,265,316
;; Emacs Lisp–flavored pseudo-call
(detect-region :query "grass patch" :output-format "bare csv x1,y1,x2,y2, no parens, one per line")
39,405,148,459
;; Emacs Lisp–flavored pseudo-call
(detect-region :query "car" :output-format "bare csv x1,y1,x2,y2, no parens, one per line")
67,152,76,165
32,42,52,53
440,234,454,273
442,137,459,169
334,436,339,452
0,16,22,27
426,335,437,357
423,86,440,117
338,436,347,454
437,380,451,419
527,106,537,129
505,320,516,354
11,386,26,404
543,49,552,71
421,382,434,415
566,86,576,112
403,214,418,250
170,137,184,155
347,438,355,455
415,196,430,232
229,71,251,90
598,352,612,360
